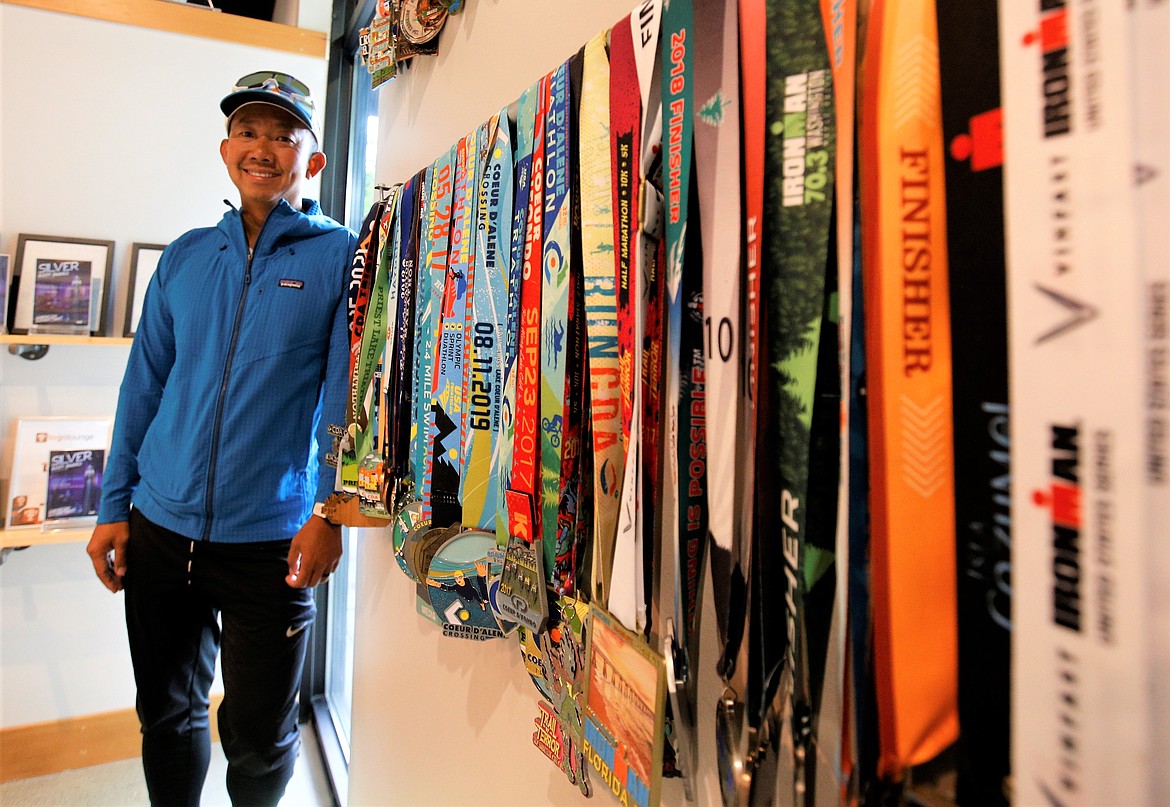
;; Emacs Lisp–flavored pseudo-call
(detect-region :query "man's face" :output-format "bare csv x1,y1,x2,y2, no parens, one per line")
220,104,324,212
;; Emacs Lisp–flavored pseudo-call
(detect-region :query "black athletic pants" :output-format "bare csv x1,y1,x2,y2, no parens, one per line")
123,509,316,807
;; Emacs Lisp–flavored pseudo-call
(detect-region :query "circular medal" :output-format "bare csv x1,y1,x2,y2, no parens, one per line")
715,694,753,806
408,525,454,582
426,529,506,639
393,500,428,582
399,0,447,44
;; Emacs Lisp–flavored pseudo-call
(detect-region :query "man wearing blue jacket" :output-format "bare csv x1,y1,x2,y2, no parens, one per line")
86,71,356,807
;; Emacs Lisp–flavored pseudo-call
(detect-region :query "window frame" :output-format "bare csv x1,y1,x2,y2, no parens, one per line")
302,0,378,803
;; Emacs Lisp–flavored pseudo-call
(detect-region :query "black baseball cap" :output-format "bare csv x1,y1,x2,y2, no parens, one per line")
221,70,320,145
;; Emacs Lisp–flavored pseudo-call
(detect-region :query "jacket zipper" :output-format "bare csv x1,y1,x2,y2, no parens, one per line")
202,231,260,540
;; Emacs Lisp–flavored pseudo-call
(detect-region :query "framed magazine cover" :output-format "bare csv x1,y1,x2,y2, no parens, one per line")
9,234,114,336
123,243,167,337
5,416,113,530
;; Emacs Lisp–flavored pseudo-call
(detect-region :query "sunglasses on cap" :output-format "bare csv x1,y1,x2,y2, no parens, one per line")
231,71,315,110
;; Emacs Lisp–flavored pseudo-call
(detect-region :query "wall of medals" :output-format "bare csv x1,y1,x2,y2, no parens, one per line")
359,0,466,89
328,0,1169,805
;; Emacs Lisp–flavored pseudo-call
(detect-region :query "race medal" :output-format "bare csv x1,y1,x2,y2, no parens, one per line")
485,547,519,634
581,605,668,807
539,597,592,797
497,530,547,633
398,0,446,44
715,694,753,807
518,625,555,703
427,529,505,640
393,500,429,582
405,523,446,583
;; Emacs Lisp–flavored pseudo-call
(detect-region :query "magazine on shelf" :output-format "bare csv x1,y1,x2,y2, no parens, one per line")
5,416,113,531
44,448,105,528
30,258,92,334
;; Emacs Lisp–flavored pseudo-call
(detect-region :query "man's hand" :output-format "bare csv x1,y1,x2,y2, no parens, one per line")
87,522,129,593
286,515,342,588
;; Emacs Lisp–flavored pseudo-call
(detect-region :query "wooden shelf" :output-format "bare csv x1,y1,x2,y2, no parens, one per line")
0,0,327,58
1,526,90,549
2,334,133,347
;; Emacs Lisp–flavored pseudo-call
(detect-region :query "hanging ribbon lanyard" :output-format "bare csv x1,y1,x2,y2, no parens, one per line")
460,114,511,531
499,72,551,634
392,167,435,578
579,29,623,607
352,194,397,493
429,129,479,530
635,0,663,636
655,0,699,793
737,0,766,709
686,0,748,692
860,0,958,782
660,0,698,646
547,49,589,601
607,9,644,634
758,0,839,800
455,120,488,496
818,0,856,798
539,59,573,591
342,198,387,491
496,85,539,547
409,166,434,495
418,148,456,524
386,171,424,513
561,49,589,601
369,187,404,515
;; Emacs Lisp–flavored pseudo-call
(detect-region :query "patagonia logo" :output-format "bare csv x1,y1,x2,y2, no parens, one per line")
278,278,305,290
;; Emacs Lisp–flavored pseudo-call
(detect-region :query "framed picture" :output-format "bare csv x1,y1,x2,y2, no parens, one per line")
124,243,167,337
5,416,113,530
0,254,10,335
9,234,114,336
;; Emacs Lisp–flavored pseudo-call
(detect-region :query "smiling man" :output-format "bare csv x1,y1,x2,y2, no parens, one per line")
86,71,356,807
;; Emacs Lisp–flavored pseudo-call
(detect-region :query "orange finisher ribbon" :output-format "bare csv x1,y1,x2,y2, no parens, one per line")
858,0,958,780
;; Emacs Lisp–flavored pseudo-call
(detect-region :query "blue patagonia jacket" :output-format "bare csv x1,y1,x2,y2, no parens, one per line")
98,199,357,542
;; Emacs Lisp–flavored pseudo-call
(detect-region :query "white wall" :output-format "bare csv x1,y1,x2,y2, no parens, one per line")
272,0,331,35
0,4,326,728
348,3,725,805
